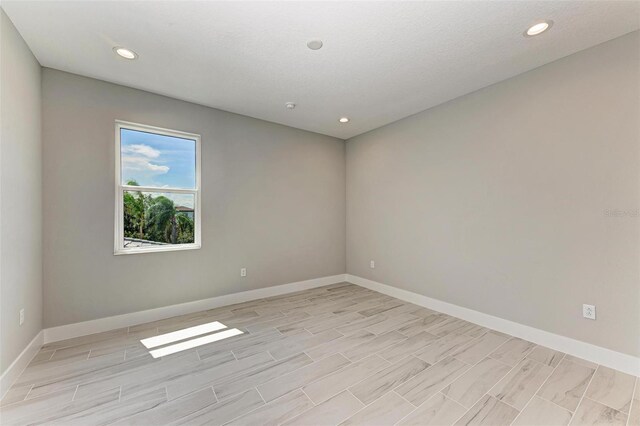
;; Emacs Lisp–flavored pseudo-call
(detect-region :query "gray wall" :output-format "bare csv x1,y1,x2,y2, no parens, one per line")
1,10,43,374
346,32,640,357
42,69,346,328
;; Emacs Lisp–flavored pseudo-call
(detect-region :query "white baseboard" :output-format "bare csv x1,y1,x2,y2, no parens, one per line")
3,272,635,404
43,274,347,344
346,274,640,377
0,330,44,400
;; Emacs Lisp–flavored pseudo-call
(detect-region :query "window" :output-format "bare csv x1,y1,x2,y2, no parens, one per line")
115,121,201,255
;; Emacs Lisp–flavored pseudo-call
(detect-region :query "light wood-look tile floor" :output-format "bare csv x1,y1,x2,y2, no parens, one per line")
1,283,638,425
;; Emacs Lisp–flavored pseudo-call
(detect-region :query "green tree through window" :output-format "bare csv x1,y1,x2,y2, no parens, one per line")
116,121,200,254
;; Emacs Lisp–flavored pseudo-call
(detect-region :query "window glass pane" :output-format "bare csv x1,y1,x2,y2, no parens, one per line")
121,128,196,189
123,190,195,247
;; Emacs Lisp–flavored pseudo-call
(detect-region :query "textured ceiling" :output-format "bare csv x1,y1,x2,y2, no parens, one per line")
3,1,639,139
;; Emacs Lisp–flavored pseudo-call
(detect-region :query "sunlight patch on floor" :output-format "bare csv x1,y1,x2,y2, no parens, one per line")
140,320,228,349
139,320,244,358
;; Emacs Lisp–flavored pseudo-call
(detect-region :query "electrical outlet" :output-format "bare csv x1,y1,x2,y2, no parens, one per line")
240,268,247,277
19,309,24,326
370,260,375,269
583,304,596,320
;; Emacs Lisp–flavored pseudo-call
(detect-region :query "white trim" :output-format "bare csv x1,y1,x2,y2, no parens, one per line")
43,274,347,344
114,120,202,255
121,185,196,194
0,330,44,401
346,274,640,377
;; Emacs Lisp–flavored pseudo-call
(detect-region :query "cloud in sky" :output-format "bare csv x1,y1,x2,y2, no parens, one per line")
120,128,195,188
122,156,170,173
123,144,161,158
122,143,170,175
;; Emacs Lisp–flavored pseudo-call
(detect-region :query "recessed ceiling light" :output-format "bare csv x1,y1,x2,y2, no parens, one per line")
525,21,553,37
339,117,350,123
285,102,296,110
113,47,138,60
307,40,323,50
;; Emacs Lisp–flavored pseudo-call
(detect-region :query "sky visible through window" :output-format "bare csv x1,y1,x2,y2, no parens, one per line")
118,125,199,249
121,128,196,208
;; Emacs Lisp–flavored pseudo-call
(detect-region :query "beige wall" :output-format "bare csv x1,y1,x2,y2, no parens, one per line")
346,32,640,357
0,10,43,374
42,69,346,328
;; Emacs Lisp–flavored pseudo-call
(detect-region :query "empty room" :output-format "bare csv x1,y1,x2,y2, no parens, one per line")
1,1,639,425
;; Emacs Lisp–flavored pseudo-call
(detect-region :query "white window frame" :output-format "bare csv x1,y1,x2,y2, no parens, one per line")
114,120,201,255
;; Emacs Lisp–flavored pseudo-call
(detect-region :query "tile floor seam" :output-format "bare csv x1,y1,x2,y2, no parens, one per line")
211,385,220,402
441,390,470,411
509,352,567,425
383,351,422,366
390,333,452,363
346,388,367,408
209,353,317,402
438,345,512,411
451,355,474,367
391,390,465,426
490,353,518,369
303,348,335,363
524,349,565,368
383,357,458,406
254,386,267,403
71,384,79,402
537,390,577,415
305,363,381,407
568,364,600,425
443,391,472,425
394,389,417,408
627,377,638,426
535,357,601,416
299,387,317,407
336,389,375,423
219,391,266,426
484,350,530,401
493,392,522,413
219,388,307,426
583,394,631,416
23,384,35,403
485,335,520,360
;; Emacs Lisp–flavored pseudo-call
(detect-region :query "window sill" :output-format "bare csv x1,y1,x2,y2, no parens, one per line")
114,243,201,256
